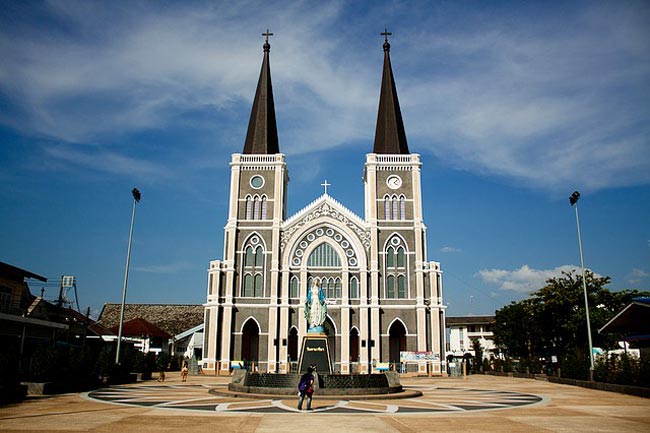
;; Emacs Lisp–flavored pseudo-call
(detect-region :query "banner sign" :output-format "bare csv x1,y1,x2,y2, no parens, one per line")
376,362,390,371
400,351,440,362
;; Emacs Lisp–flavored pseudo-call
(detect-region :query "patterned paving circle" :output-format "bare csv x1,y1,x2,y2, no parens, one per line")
85,384,546,414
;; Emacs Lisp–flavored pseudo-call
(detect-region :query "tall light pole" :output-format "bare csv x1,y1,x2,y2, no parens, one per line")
569,190,595,381
115,188,141,364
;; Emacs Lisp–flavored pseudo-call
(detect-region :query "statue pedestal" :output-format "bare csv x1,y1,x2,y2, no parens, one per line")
298,333,332,374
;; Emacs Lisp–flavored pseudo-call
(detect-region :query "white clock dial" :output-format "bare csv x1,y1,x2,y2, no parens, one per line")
386,175,402,189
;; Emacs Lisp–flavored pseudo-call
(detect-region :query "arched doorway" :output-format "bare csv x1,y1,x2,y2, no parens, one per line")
288,327,298,363
323,317,336,371
241,319,260,364
388,320,407,365
349,327,359,367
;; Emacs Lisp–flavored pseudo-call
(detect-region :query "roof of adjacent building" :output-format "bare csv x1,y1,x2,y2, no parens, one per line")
599,297,650,335
242,35,279,155
110,317,172,339
97,303,204,337
0,261,47,282
446,315,496,326
373,34,409,155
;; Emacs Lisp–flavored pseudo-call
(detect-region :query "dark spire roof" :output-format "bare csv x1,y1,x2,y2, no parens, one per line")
243,30,280,155
373,29,409,155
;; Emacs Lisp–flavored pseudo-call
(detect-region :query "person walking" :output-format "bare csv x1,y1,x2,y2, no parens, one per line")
297,366,315,411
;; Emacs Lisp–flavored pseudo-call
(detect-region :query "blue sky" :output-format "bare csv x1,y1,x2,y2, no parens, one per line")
1,0,648,319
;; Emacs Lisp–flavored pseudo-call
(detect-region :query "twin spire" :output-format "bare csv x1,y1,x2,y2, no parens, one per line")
242,30,279,155
373,28,410,155
243,29,409,155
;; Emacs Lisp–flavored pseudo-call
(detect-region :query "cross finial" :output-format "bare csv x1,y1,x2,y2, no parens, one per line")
321,179,331,195
381,27,392,43
262,29,273,43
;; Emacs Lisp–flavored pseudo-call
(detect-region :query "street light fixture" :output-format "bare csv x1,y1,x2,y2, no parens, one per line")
569,190,595,381
115,188,141,364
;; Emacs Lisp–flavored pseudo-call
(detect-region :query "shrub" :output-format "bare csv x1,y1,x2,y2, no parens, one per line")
560,353,589,381
594,353,648,388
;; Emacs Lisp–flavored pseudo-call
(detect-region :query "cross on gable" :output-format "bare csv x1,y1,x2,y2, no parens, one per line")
321,180,331,195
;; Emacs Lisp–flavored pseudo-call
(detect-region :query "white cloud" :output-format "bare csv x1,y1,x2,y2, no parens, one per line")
133,261,194,274
403,5,650,192
43,145,167,179
628,268,650,285
0,1,648,191
478,264,579,293
440,246,462,253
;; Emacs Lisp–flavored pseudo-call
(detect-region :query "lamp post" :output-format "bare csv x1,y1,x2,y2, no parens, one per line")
569,190,595,381
115,188,141,364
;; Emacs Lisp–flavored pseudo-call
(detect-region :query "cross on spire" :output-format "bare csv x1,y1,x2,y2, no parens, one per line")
321,179,331,195
262,29,273,43
381,27,392,43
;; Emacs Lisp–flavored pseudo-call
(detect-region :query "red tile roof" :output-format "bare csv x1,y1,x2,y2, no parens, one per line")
110,317,172,339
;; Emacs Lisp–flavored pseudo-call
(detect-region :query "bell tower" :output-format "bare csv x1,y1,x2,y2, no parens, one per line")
364,30,443,372
204,30,288,375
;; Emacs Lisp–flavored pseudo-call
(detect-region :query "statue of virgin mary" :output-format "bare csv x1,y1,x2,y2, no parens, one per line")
304,279,327,333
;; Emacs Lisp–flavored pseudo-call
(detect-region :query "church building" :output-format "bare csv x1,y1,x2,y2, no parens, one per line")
202,31,446,376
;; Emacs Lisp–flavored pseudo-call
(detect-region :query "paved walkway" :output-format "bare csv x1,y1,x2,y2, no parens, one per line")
1,373,648,432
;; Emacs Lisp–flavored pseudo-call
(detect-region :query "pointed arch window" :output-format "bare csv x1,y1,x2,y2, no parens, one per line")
261,195,267,219
399,195,406,220
254,274,263,297
245,246,254,266
385,237,408,299
243,274,253,297
397,247,405,268
245,195,253,220
307,243,341,267
349,276,359,299
386,247,394,268
242,240,265,298
384,195,391,220
325,277,333,298
387,275,395,299
318,277,342,299
289,276,299,299
253,196,260,220
255,247,264,267
392,195,399,220
397,275,406,299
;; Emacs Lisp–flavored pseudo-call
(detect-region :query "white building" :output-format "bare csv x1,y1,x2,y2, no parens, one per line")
446,316,496,360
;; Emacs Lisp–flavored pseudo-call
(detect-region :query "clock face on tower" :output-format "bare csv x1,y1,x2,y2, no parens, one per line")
250,175,265,189
386,175,402,190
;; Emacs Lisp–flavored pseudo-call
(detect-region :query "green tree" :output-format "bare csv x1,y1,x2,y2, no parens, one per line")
533,270,611,361
494,299,541,362
494,269,649,380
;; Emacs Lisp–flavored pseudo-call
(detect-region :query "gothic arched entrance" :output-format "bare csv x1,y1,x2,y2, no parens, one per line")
349,328,359,363
388,320,407,365
288,327,298,363
241,319,260,364
324,317,336,370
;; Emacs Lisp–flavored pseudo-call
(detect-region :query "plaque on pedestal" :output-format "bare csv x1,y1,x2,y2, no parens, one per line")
298,334,332,374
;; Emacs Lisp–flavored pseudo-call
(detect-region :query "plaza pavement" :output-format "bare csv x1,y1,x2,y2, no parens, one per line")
0,372,648,432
